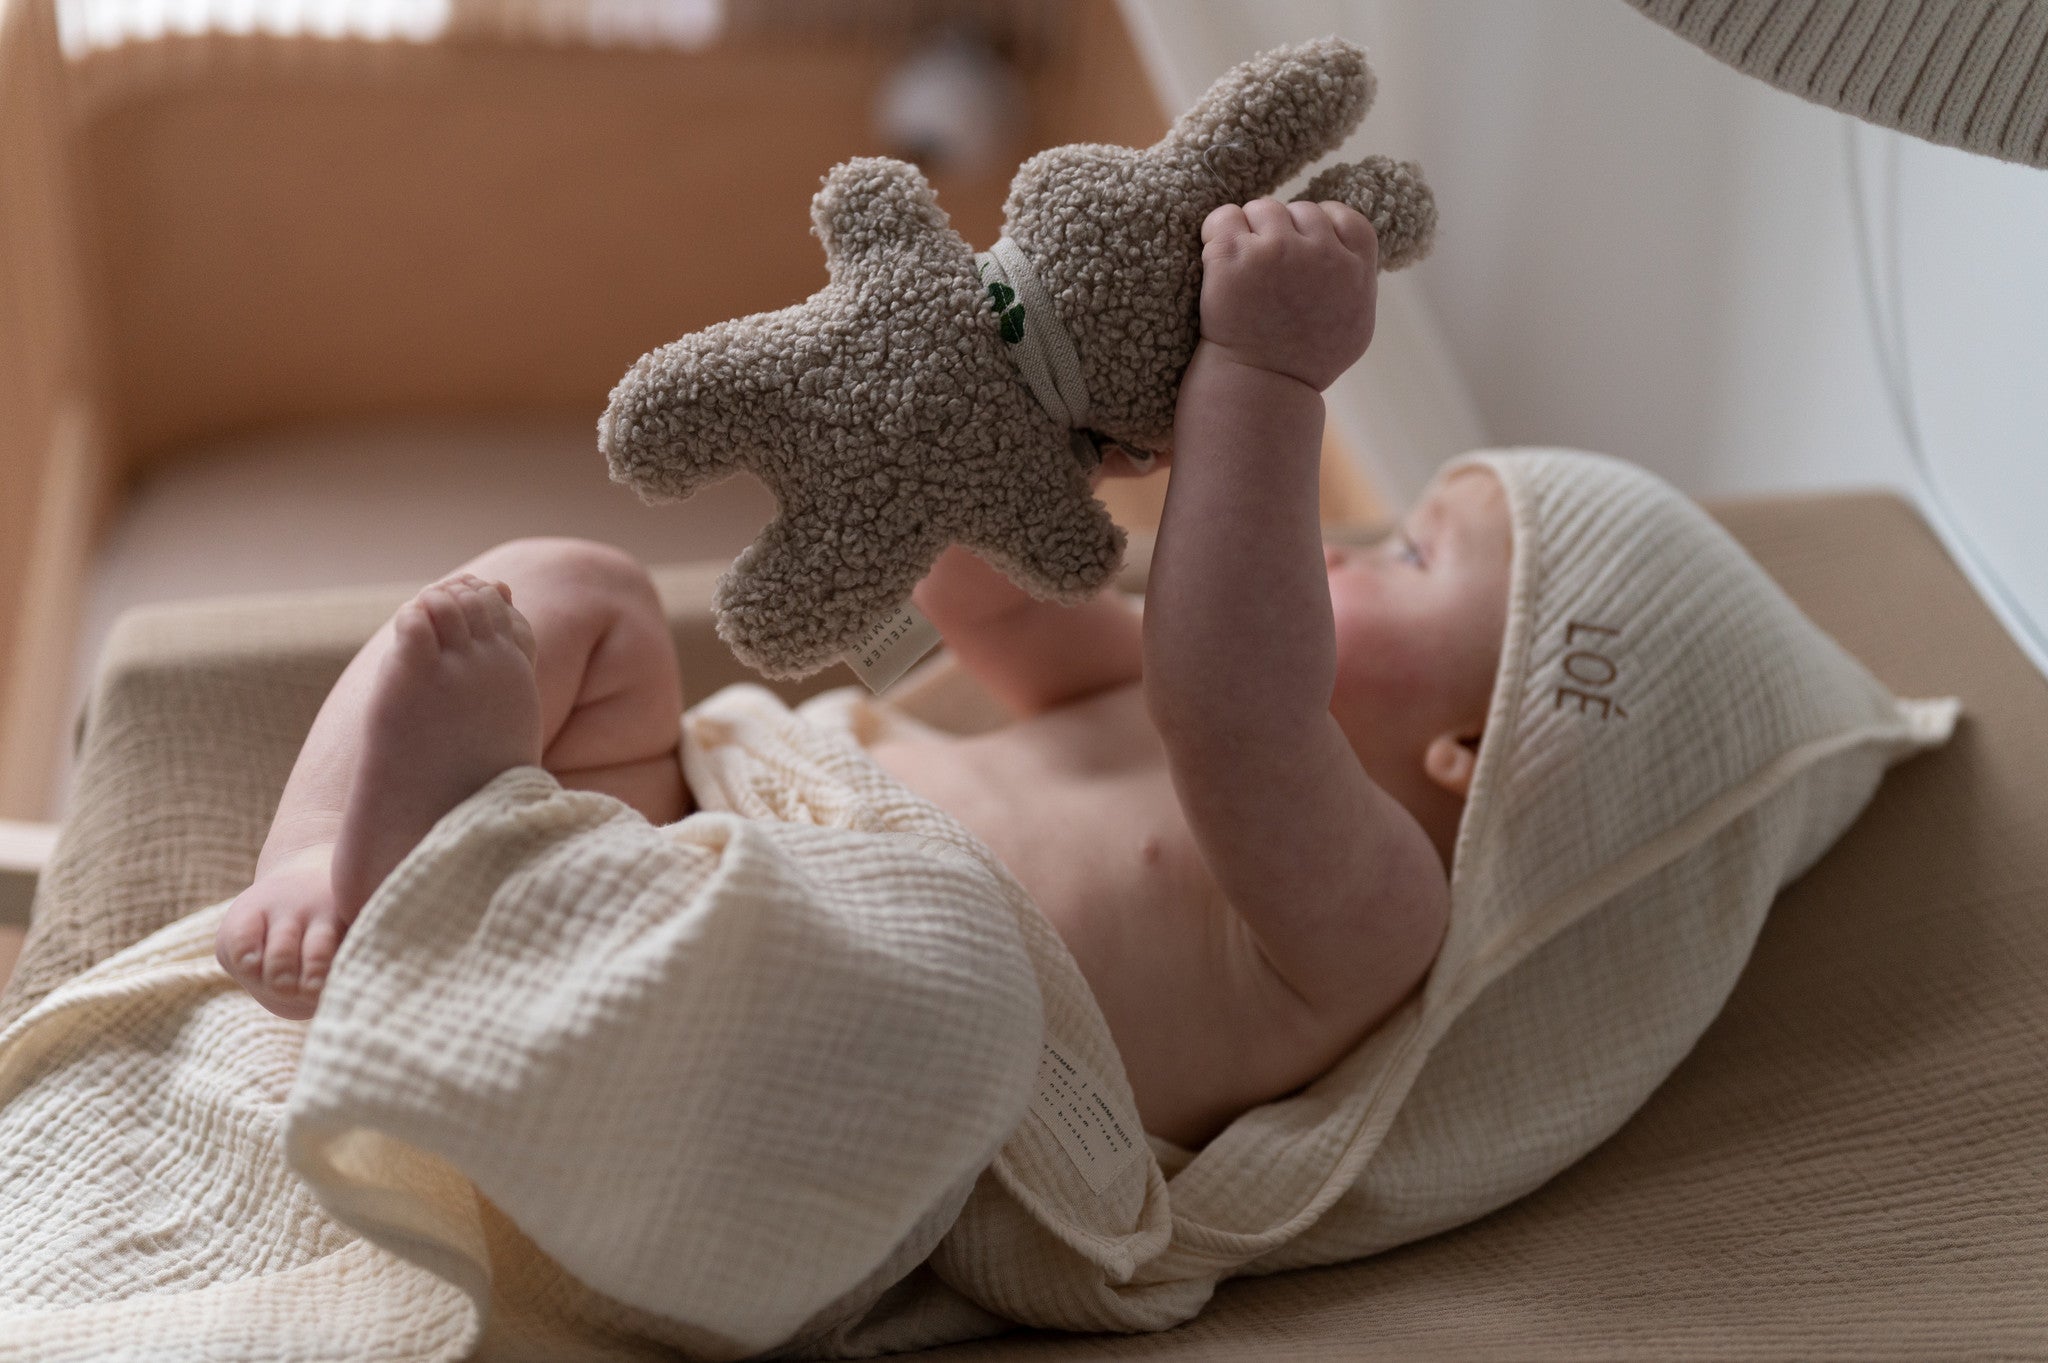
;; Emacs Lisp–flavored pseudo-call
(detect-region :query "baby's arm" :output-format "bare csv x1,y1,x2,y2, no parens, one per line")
1143,199,1441,1014
911,491,1146,718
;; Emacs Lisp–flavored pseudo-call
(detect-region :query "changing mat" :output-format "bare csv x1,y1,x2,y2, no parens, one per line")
0,621,1951,1359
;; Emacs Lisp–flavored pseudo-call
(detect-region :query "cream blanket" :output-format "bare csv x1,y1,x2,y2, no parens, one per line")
0,684,1085,1360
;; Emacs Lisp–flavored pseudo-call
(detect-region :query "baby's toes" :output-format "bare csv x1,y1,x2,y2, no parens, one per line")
448,575,537,666
479,586,537,664
260,903,309,998
448,576,501,642
216,892,270,987
298,913,344,995
416,583,473,649
503,600,537,665
458,576,524,647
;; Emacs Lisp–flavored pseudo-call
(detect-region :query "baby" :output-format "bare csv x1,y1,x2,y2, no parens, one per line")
217,197,1506,1151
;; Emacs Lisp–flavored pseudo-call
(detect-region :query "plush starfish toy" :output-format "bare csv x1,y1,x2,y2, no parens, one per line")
600,36,1436,680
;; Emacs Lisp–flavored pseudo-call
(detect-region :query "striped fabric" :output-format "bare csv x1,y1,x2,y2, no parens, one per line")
1627,0,2048,166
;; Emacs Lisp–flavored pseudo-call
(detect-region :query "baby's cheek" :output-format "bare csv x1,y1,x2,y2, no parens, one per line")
1333,625,1435,712
1448,607,1510,710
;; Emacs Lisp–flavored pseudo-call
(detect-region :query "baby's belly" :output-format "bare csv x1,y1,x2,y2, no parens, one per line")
867,724,1337,1150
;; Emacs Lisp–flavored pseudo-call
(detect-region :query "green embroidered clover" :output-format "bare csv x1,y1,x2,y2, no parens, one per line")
981,263,1026,343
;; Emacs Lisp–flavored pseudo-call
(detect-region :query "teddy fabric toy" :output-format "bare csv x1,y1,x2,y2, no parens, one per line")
599,36,1437,682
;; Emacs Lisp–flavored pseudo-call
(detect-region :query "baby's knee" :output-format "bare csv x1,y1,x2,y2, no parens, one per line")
469,538,660,614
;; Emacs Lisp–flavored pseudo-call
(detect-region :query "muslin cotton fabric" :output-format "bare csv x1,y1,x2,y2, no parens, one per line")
0,686,1057,1361
1216,448,1960,1274
793,445,1960,1322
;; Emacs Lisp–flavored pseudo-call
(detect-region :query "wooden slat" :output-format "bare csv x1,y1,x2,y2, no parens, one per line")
0,925,24,993
0,817,59,872
0,817,53,926
0,0,108,821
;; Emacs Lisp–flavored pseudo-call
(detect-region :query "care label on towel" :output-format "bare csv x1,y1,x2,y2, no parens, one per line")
1029,1041,1143,1195
845,600,942,694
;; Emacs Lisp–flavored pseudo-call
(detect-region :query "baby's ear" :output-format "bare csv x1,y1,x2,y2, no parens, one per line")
1423,732,1480,798
1154,37,1375,203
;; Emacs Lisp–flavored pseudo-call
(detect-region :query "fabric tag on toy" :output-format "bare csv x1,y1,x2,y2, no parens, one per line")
845,600,942,694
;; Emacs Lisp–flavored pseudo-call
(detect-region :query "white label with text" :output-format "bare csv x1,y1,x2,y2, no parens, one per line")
845,599,942,693
1029,1041,1143,1195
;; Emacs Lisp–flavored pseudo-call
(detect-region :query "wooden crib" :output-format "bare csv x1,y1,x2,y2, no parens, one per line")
0,0,1386,830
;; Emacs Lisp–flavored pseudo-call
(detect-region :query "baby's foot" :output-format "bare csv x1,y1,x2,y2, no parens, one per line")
329,573,544,922
216,843,347,1021
217,574,543,1020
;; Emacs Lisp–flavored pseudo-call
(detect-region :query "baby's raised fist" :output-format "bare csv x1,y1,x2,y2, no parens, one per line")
1196,198,1379,391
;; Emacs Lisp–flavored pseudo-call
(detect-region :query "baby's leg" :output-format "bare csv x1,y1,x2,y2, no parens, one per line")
216,538,689,1020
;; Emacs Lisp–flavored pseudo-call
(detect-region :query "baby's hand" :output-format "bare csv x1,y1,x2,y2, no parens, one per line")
1087,439,1171,489
1197,198,1378,392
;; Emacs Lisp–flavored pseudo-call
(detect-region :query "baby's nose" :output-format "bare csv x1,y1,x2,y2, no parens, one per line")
1324,546,1346,569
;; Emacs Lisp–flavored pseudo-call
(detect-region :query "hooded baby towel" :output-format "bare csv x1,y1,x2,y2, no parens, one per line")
797,448,1961,1336
1093,447,1961,1285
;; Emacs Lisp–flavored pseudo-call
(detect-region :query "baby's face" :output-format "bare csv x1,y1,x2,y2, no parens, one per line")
1325,468,1512,820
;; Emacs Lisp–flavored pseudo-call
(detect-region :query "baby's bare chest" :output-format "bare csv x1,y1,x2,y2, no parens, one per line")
867,686,1212,943
868,687,1346,1146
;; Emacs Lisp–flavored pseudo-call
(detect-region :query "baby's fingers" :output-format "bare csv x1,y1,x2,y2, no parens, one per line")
1319,201,1379,268
1242,197,1293,237
1201,202,1248,245
1287,199,1336,242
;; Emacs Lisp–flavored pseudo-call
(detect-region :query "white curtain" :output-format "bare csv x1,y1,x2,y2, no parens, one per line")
55,0,727,56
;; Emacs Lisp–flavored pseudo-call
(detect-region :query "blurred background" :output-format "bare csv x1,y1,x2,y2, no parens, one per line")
1,0,2043,838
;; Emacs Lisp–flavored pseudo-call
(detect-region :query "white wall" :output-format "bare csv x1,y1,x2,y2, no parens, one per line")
1878,127,2048,678
1118,0,2048,674
1115,0,1492,504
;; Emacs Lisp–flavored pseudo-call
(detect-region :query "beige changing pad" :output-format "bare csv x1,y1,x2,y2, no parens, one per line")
4,495,2045,1357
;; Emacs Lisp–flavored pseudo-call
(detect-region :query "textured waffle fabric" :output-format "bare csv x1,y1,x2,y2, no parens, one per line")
0,471,1984,1355
1205,448,1959,1273
739,456,1961,1332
